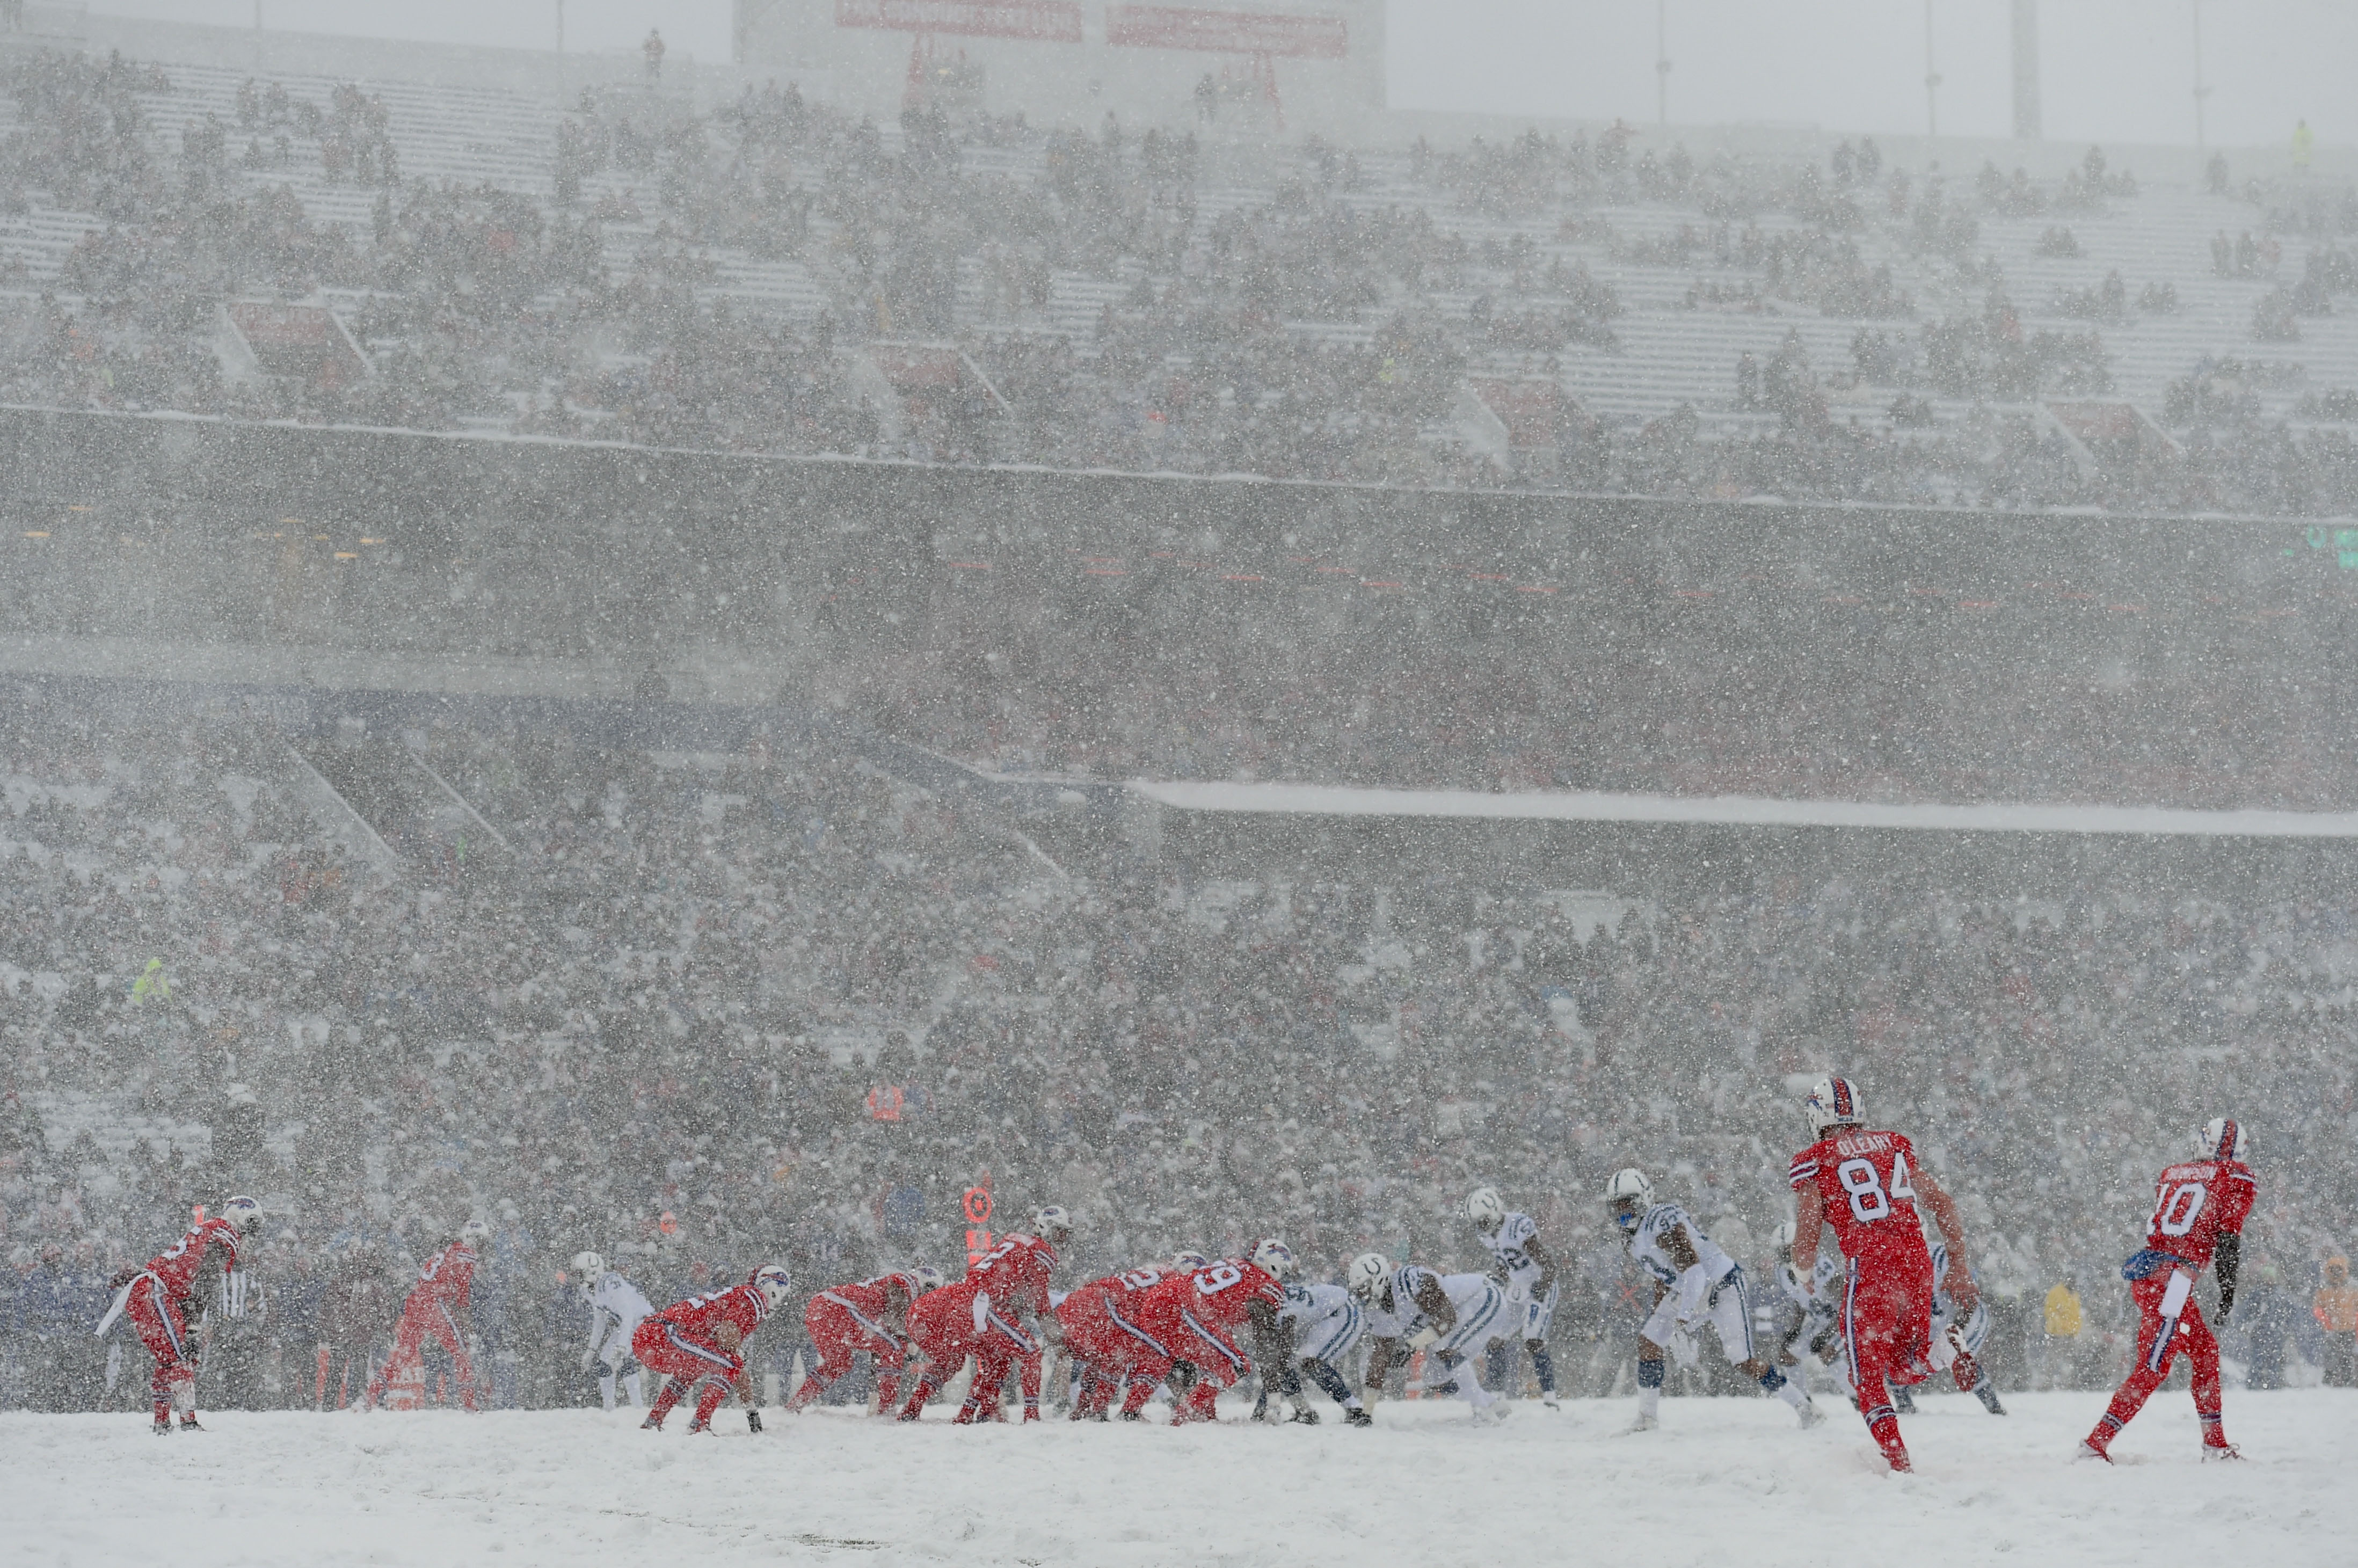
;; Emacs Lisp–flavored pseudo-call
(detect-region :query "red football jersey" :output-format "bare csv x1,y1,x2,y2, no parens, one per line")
407,1242,477,1309
1138,1259,1282,1335
2140,1157,2257,1272
143,1216,244,1299
662,1281,772,1343
1790,1128,1934,1271
966,1234,1058,1318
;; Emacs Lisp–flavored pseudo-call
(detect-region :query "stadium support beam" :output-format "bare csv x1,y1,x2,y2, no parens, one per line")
2011,0,2040,139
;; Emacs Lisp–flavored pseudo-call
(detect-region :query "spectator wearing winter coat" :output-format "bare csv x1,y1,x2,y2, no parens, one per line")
2312,1256,2358,1387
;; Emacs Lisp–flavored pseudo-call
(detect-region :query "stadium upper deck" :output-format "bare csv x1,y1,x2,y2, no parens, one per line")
1,37,2354,510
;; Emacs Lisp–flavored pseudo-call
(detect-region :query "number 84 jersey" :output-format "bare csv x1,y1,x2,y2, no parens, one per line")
1789,1127,1932,1274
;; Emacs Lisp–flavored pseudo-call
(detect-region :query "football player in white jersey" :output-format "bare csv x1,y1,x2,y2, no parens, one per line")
1769,1220,1851,1401
1255,1279,1373,1426
573,1250,654,1411
1348,1255,1514,1421
1890,1241,2006,1416
1467,1186,1563,1409
1607,1170,1821,1433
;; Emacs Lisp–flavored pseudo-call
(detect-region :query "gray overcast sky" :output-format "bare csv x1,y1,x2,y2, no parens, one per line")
78,0,2346,150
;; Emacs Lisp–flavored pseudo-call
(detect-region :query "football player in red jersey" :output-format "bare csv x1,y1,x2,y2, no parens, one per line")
897,1207,1070,1423
107,1197,262,1432
1789,1077,1978,1473
636,1265,794,1432
785,1266,941,1413
1054,1258,1175,1419
1107,1241,1293,1423
2079,1118,2258,1463
364,1220,490,1412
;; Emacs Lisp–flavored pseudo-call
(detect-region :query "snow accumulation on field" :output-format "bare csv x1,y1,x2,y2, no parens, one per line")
10,1391,2353,1568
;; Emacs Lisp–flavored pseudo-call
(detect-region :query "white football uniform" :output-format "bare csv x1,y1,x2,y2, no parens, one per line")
583,1268,654,1409
1365,1267,1511,1411
1628,1204,1755,1363
1928,1243,1989,1356
1480,1212,1560,1339
1280,1282,1363,1366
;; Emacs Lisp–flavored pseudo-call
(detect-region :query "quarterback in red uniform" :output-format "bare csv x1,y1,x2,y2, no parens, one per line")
897,1207,1070,1423
2080,1118,2258,1462
365,1220,489,1411
784,1267,941,1414
636,1265,794,1432
110,1197,262,1432
1789,1077,1978,1473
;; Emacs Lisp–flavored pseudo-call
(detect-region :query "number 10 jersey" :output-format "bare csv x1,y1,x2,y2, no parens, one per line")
1789,1127,1933,1278
2138,1157,2256,1272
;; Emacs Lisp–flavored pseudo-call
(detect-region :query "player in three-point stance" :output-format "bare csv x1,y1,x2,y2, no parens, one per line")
1054,1256,1177,1419
1350,1253,1515,1421
898,1207,1071,1423
1789,1076,1978,1472
1258,1272,1372,1426
1607,1169,1820,1433
1466,1185,1564,1410
2078,1117,2257,1463
785,1266,942,1414
635,1264,795,1432
365,1219,491,1412
104,1195,263,1432
572,1251,653,1412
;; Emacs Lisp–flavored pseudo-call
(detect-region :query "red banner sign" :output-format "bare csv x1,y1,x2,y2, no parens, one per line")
835,0,1083,41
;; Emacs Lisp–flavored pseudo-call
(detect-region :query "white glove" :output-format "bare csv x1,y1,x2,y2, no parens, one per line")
1408,1324,1442,1350
1668,1326,1700,1368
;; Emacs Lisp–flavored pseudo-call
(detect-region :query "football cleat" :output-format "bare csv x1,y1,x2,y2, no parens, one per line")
2201,1443,2244,1462
1797,1400,1826,1429
1344,1407,1373,1427
1288,1406,1321,1425
1620,1411,1659,1434
2074,1441,2111,1463
640,1413,666,1431
685,1418,711,1434
178,1415,205,1431
151,1416,173,1434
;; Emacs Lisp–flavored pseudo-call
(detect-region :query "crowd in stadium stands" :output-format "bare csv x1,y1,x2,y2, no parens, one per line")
1,707,2354,1410
5,50,2358,509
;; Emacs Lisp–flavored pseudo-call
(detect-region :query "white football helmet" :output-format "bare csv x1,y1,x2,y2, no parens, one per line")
1347,1252,1392,1302
907,1265,945,1292
1249,1238,1298,1279
222,1195,263,1236
1604,1168,1654,1235
1169,1249,1211,1273
459,1219,492,1244
753,1263,795,1309
1466,1186,1506,1232
1803,1076,1864,1134
1031,1206,1074,1243
571,1250,605,1292
2200,1118,2249,1164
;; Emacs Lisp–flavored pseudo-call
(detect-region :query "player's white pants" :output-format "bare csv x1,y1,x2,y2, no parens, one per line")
1516,1281,1560,1342
1930,1296,1989,1356
593,1314,649,1410
1423,1283,1511,1408
1642,1266,1756,1364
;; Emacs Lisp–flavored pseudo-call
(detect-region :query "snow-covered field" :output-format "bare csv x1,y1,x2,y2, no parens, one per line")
10,1390,2353,1567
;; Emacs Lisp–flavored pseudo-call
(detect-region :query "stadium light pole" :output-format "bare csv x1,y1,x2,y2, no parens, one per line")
1923,0,1942,140
2190,0,2211,147
1654,0,1670,126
